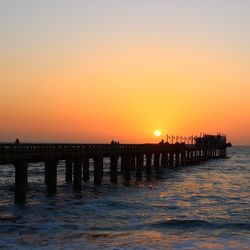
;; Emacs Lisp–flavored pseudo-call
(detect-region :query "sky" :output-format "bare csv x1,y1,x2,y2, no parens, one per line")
0,0,249,144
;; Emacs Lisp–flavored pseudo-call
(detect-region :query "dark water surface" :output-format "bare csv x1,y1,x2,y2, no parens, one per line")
0,147,249,249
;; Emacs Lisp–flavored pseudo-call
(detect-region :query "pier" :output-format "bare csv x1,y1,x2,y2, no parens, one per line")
0,134,231,204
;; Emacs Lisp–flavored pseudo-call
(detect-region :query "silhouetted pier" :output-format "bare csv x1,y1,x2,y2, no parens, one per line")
0,134,231,203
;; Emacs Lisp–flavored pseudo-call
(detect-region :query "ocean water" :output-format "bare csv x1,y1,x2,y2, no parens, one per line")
0,146,249,250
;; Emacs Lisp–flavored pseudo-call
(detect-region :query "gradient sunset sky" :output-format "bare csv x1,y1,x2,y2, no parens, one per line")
0,0,249,144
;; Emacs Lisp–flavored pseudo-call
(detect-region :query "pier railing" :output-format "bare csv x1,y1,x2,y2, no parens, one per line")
0,143,187,164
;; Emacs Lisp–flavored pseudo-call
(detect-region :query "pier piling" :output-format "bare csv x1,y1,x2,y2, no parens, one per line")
136,154,143,178
94,157,103,185
175,152,180,166
46,160,58,194
14,161,28,204
45,161,49,184
110,156,118,183
154,153,160,170
146,153,152,175
73,159,82,192
123,156,131,181
82,157,89,182
65,159,72,183
130,155,136,171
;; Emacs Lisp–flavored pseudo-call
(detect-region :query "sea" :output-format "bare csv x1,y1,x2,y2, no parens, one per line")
0,146,249,250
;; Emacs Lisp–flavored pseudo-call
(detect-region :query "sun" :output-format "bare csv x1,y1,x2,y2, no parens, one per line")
154,130,161,137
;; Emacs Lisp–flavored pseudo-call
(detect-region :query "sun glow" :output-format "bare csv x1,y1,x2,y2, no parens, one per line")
154,130,161,137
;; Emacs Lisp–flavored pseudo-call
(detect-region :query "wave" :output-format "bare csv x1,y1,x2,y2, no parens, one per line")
148,219,250,230
86,219,250,232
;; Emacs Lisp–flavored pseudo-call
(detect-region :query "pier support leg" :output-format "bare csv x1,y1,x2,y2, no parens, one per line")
190,150,194,164
189,150,194,165
175,152,180,166
181,151,186,166
193,150,197,162
120,156,126,175
186,150,191,165
73,159,82,192
82,157,89,182
146,154,152,175
130,155,136,171
169,153,174,167
14,161,28,204
221,148,226,157
204,150,207,160
154,153,160,170
123,156,131,181
45,161,49,184
136,154,143,179
46,160,58,195
24,164,28,187
208,149,211,158
94,157,103,185
167,153,171,167
220,148,227,157
110,156,118,183
65,159,72,183
161,154,167,168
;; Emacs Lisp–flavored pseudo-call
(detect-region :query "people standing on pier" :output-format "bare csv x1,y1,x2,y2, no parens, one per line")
111,140,120,145
159,139,164,144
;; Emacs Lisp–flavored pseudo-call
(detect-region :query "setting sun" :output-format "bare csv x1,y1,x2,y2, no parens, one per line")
154,130,161,137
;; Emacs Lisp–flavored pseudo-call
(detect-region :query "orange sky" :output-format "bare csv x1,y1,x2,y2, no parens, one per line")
0,1,249,144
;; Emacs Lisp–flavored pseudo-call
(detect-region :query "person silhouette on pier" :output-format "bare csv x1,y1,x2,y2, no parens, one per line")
111,140,120,145
15,138,20,144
